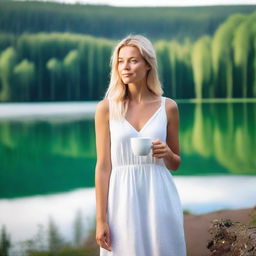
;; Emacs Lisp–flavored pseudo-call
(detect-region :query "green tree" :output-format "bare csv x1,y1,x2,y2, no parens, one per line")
155,41,172,96
73,209,83,247
48,217,65,251
0,225,11,256
63,49,80,100
13,59,35,101
46,57,63,100
191,36,212,99
233,12,256,98
212,14,245,98
0,47,16,101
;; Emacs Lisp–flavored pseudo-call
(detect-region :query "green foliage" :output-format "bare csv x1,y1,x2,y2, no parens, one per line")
183,209,191,215
73,210,83,247
28,247,97,256
0,10,255,101
0,34,16,52
19,215,98,256
0,47,16,76
249,207,256,226
0,225,11,256
0,1,255,41
13,59,35,100
21,224,48,254
46,57,63,100
192,36,212,98
233,12,256,97
155,40,172,94
212,14,245,98
0,47,16,101
48,217,66,251
63,49,80,100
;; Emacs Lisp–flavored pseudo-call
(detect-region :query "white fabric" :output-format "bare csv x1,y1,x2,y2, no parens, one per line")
100,96,186,256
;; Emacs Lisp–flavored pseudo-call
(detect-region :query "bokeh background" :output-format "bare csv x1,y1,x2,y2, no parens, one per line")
0,0,256,255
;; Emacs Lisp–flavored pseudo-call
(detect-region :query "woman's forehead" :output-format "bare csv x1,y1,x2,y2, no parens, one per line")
118,46,141,58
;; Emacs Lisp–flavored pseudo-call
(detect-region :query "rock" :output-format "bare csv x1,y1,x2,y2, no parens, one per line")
207,217,256,256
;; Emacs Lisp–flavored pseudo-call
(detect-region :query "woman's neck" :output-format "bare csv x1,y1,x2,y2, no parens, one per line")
127,82,151,104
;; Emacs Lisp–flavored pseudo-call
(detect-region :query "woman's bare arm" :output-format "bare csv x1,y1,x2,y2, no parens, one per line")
94,99,112,251
164,98,181,170
151,98,181,171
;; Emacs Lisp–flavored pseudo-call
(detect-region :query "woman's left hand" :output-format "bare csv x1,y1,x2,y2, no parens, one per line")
151,139,171,158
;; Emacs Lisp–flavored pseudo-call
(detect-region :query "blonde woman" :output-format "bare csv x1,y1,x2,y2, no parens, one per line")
95,34,186,256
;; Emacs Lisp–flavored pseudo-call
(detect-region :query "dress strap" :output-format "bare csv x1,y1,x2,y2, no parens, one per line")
161,96,166,107
161,96,167,122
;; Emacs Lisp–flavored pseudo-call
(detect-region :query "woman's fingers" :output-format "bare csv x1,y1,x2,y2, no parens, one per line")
152,151,165,156
152,139,161,145
152,141,168,158
97,231,112,252
102,241,112,251
96,222,112,251
153,147,165,152
152,145,164,149
97,237,112,251
106,232,111,249
153,153,165,158
104,232,112,251
152,143,165,152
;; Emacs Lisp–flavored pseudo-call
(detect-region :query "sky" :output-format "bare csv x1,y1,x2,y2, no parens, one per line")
35,0,256,6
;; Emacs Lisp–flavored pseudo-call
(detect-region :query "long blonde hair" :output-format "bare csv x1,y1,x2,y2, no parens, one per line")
104,34,163,120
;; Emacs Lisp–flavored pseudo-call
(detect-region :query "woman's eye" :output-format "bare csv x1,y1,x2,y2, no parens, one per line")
131,59,137,63
118,60,123,63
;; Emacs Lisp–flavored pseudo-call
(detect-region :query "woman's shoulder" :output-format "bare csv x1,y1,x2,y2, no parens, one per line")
164,97,179,120
96,98,109,113
95,98,109,121
164,97,178,110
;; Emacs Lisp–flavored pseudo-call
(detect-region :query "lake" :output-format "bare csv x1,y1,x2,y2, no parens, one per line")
0,100,255,254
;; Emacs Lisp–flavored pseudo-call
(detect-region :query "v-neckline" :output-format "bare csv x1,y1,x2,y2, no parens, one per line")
125,97,163,133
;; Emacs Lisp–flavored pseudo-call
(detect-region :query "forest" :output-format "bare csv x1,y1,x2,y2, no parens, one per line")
0,1,255,101
1,1,255,40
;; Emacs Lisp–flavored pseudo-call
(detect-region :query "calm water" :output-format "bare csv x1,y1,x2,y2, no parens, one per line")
0,100,255,254
0,101,255,198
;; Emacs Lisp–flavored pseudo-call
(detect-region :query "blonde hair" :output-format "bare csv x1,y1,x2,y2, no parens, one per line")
104,34,163,120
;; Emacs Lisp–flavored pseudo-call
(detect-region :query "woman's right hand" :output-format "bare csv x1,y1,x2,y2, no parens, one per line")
96,221,112,251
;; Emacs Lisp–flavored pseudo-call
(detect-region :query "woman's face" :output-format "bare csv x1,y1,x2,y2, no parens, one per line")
117,46,150,85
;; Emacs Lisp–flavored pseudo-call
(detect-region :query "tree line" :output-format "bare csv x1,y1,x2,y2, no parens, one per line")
0,1,255,41
0,12,255,101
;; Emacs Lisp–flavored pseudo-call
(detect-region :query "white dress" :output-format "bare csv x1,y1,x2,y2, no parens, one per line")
100,96,186,256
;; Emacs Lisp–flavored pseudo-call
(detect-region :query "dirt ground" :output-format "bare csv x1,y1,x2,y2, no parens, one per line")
184,207,254,256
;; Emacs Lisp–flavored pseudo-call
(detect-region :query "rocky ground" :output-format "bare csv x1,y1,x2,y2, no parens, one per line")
184,207,256,256
207,217,256,255
84,207,256,256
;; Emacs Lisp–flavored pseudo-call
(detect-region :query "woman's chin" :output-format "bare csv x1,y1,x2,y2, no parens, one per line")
122,78,133,84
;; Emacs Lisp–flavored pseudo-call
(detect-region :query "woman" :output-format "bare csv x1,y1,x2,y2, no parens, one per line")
94,34,186,256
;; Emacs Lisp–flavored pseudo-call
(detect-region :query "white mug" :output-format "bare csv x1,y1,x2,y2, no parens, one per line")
130,137,152,156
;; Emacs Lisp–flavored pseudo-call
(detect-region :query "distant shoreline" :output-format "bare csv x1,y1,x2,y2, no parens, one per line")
0,99,255,121
0,102,97,120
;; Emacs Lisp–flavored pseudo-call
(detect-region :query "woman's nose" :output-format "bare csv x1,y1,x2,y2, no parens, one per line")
123,62,130,70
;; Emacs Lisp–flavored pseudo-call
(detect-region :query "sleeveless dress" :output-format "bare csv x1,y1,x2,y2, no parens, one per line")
100,96,186,256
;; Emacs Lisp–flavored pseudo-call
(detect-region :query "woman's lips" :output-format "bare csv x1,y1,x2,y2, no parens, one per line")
122,73,132,77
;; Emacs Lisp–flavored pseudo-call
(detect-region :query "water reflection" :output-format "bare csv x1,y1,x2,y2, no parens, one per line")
180,102,256,174
0,101,255,254
0,101,255,198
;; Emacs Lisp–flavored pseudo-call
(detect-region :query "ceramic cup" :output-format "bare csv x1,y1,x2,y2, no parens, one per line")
130,137,152,156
